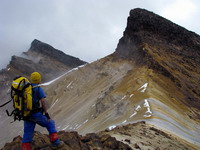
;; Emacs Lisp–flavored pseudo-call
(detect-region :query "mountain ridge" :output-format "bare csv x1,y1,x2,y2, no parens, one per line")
114,8,200,112
1,8,200,149
29,39,86,68
1,121,197,150
0,40,87,148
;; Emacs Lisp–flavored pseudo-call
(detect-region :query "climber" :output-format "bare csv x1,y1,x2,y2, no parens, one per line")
21,72,64,150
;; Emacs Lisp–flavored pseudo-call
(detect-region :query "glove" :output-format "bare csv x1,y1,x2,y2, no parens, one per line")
45,113,51,120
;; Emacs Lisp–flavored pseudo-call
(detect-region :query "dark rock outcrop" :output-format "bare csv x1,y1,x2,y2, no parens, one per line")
114,8,200,111
0,39,87,105
1,131,132,150
30,39,86,68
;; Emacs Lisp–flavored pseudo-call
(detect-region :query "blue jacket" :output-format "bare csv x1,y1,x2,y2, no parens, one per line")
32,83,46,110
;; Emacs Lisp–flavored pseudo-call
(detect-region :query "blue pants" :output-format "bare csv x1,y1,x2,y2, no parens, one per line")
22,112,57,143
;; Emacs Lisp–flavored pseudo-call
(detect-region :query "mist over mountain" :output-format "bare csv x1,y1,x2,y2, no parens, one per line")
1,8,200,150
0,39,86,104
0,40,87,149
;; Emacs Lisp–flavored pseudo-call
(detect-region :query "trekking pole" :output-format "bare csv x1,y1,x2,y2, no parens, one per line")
0,99,12,108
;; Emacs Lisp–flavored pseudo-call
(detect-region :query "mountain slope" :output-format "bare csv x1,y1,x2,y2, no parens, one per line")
0,39,86,103
44,55,200,148
0,39,86,148
114,8,200,112
1,8,200,149
42,8,200,149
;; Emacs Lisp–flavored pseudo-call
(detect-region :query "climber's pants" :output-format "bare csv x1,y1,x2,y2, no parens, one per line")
22,112,57,143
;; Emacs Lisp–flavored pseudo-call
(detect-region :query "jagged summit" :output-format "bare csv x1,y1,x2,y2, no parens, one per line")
127,8,199,43
1,9,200,150
0,39,87,117
114,8,200,110
29,39,87,68
5,39,87,81
115,8,200,59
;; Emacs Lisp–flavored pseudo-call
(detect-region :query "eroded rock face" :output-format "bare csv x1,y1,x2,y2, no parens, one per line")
0,39,87,106
7,39,87,82
1,131,132,150
114,8,200,111
0,40,87,148
29,39,86,69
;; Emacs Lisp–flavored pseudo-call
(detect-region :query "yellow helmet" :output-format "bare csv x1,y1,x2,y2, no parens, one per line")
30,72,41,84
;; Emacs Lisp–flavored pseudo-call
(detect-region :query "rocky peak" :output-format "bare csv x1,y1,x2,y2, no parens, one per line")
115,8,200,60
126,8,199,44
0,39,87,110
29,39,86,68
114,8,200,110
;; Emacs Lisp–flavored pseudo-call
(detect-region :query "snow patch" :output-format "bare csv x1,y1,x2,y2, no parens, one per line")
144,99,150,107
121,95,126,100
108,125,117,130
136,105,141,111
62,125,69,130
50,99,59,109
40,64,87,86
143,99,152,118
66,81,73,88
129,111,137,118
129,99,152,119
138,83,148,92
122,120,127,124
76,119,89,129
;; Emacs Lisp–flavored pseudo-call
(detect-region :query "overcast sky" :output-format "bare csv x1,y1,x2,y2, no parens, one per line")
0,0,200,69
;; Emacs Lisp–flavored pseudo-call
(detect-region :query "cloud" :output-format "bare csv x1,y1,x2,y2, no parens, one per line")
0,0,200,69
161,0,197,23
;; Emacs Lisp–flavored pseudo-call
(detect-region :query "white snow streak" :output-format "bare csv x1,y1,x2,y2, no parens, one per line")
129,111,137,118
121,95,126,100
144,99,150,107
108,125,117,130
40,64,87,86
138,83,148,93
136,105,141,111
122,120,127,124
62,125,69,130
129,99,152,119
50,98,59,109
143,99,152,118
76,120,89,129
66,81,73,88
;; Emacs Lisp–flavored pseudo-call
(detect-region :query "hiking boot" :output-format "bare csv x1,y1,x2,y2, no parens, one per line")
21,143,31,150
50,133,59,142
51,140,65,149
50,133,65,149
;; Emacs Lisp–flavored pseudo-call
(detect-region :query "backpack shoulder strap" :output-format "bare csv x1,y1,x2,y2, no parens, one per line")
31,84,42,110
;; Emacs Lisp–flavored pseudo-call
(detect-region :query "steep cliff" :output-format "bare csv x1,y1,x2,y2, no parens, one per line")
1,8,200,150
0,40,86,148
0,39,86,104
10,39,87,81
114,8,200,112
